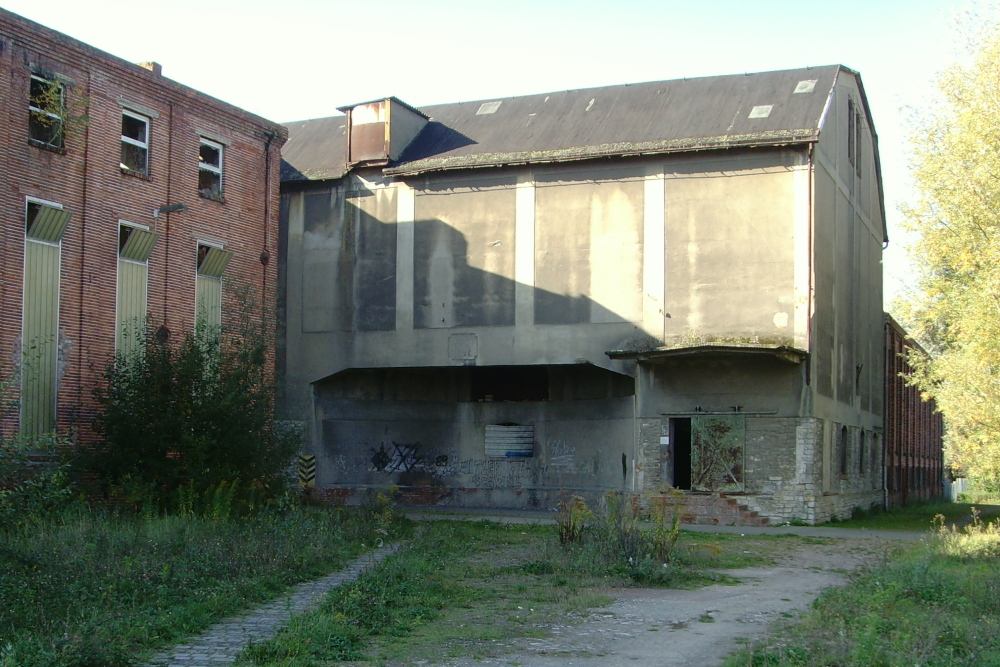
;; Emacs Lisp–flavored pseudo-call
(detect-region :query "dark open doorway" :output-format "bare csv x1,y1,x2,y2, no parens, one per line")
671,417,692,489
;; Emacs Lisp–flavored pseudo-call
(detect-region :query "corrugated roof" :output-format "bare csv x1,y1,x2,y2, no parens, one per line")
281,65,843,182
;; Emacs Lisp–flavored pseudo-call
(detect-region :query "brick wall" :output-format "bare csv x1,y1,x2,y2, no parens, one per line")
0,8,286,441
884,314,944,506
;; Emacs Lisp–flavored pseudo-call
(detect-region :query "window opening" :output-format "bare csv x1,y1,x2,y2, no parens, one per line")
198,139,223,197
25,200,71,243
121,111,149,174
197,243,232,277
839,425,849,476
847,98,856,169
119,223,158,262
28,74,64,149
855,111,863,178
859,430,867,475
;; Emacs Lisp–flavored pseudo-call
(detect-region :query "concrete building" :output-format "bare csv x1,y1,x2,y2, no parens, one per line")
280,66,887,524
0,8,286,439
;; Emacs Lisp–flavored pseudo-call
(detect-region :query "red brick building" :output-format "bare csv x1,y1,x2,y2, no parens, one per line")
884,313,944,506
0,8,286,440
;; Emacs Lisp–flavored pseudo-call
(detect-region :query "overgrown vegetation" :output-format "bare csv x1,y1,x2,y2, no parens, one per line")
827,499,993,531
238,515,778,666
725,509,1000,666
0,503,409,667
0,431,77,530
77,298,297,512
557,491,686,584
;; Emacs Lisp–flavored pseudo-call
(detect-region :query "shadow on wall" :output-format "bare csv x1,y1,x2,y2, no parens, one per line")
297,193,642,335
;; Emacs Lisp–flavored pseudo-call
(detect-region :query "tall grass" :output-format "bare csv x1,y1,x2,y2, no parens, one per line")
0,504,408,667
726,509,1000,666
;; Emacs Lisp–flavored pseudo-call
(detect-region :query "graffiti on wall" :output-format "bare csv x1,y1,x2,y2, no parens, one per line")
458,458,529,488
367,442,456,478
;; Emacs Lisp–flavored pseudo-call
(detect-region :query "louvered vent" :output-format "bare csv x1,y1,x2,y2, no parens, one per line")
485,424,534,458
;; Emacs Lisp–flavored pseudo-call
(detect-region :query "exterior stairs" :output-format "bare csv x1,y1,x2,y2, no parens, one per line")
651,492,769,527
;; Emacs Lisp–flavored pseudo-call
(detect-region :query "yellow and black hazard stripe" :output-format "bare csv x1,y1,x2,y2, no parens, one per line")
298,454,316,488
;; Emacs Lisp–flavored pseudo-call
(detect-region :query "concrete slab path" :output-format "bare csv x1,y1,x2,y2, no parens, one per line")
144,542,402,667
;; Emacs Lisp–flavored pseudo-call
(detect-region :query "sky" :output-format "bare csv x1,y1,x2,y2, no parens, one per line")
0,0,974,309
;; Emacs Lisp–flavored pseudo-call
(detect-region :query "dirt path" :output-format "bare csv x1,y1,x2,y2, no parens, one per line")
442,538,889,667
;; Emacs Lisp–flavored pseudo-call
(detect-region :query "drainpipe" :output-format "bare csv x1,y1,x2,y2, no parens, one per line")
76,72,93,434
260,132,275,300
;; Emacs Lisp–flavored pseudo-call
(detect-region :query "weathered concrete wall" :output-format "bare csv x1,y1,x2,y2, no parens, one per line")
810,71,886,509
662,152,804,348
312,364,635,508
413,177,517,328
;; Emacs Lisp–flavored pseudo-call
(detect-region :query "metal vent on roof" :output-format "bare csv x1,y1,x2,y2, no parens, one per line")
748,105,773,119
476,101,502,115
794,80,818,94
485,424,534,458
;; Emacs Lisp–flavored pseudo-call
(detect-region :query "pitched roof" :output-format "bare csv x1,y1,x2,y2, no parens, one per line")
281,65,844,182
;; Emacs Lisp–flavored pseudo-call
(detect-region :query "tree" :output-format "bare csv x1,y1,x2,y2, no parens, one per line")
902,22,1000,486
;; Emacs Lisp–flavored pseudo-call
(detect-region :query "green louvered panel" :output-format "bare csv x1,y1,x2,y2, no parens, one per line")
195,275,222,338
21,240,60,436
116,259,148,357
26,206,71,243
198,247,232,278
120,228,159,262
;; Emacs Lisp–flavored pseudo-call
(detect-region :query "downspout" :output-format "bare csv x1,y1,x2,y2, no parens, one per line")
76,72,92,434
261,132,275,299
162,101,174,326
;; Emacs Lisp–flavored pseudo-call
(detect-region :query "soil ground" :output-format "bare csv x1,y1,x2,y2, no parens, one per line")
405,511,918,667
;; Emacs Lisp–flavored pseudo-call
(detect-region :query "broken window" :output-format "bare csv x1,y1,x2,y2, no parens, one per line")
28,74,64,149
198,138,223,198
121,110,149,174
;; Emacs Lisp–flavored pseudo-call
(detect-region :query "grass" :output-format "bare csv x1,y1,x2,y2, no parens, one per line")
237,520,815,666
0,503,409,667
723,510,1000,666
824,500,1000,531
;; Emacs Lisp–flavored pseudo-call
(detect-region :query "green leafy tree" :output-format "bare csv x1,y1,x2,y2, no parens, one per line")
80,295,298,510
902,21,1000,486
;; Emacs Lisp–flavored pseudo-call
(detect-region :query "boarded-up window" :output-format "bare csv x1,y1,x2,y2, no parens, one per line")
116,223,158,356
195,243,232,338
21,200,70,435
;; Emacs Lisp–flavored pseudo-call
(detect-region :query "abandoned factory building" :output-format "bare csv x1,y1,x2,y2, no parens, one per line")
280,65,909,524
0,8,286,440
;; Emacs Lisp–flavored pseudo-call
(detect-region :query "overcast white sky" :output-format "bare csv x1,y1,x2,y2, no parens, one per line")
0,0,974,310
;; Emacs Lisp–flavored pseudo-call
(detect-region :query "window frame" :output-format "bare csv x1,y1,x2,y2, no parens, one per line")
28,74,65,150
120,109,150,175
198,138,224,199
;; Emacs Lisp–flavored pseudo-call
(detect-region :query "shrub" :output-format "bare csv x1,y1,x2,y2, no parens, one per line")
0,431,76,529
79,295,298,512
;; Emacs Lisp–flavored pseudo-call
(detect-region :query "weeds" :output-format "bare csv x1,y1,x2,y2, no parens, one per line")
725,509,1000,666
0,506,409,667
558,490,686,585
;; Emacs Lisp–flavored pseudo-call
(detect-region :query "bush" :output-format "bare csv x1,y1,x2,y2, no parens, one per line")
79,297,298,512
0,431,76,529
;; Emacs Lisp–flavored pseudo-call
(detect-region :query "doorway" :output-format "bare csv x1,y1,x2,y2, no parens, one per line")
670,417,692,489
